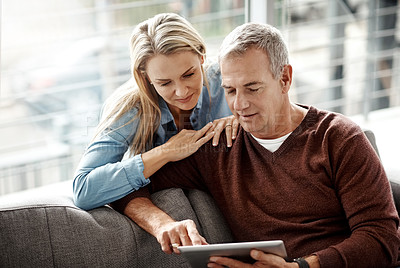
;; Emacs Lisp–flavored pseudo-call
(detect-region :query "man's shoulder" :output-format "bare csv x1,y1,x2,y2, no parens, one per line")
308,106,363,142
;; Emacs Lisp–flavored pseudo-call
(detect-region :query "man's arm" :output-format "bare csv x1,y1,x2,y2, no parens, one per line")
314,125,400,267
119,195,206,254
110,151,209,254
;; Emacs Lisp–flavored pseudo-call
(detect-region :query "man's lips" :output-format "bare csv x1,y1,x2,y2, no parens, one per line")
238,113,257,120
176,94,193,103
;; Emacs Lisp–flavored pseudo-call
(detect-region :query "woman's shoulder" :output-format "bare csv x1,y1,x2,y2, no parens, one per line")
204,61,223,97
205,61,221,79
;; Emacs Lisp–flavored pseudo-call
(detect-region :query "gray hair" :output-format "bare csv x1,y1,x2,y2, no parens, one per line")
218,22,289,79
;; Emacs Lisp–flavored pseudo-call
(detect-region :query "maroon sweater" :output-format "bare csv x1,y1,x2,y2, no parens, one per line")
122,106,400,267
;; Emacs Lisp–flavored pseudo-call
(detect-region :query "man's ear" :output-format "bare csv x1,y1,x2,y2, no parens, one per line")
280,64,292,93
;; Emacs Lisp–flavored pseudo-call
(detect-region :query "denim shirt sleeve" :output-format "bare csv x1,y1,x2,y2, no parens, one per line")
73,108,150,210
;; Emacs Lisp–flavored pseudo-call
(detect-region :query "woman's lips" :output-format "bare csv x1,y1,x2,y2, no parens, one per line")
176,94,193,103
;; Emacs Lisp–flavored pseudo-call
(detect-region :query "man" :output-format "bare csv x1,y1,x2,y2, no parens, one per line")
112,23,400,267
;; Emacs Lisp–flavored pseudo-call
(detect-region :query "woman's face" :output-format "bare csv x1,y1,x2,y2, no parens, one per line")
145,51,204,116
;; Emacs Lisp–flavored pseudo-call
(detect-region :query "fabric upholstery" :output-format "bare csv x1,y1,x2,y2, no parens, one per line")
186,189,234,244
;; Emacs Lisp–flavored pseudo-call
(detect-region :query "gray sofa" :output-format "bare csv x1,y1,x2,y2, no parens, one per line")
1,130,399,268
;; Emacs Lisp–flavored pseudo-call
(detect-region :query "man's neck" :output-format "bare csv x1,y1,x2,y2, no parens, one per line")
252,103,308,139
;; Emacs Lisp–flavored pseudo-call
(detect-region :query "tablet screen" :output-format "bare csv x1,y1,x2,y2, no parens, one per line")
178,240,287,268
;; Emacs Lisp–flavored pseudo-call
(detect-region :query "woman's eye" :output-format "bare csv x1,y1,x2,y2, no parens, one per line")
161,81,171,87
184,72,195,78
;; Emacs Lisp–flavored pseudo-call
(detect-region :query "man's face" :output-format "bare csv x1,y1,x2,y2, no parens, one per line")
220,47,290,139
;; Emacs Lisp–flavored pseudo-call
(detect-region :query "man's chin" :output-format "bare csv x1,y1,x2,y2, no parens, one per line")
240,122,255,133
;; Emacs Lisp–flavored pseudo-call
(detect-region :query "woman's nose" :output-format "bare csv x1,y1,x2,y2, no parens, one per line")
175,82,189,97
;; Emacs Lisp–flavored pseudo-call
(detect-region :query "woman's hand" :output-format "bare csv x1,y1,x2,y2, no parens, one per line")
161,122,215,162
154,219,208,254
208,115,239,147
208,250,297,268
142,122,214,178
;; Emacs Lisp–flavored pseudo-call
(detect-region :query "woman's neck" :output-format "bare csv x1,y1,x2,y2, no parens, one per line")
168,104,193,131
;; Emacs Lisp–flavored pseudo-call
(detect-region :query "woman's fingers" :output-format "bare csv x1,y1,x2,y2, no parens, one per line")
211,115,237,147
231,117,240,140
224,124,233,147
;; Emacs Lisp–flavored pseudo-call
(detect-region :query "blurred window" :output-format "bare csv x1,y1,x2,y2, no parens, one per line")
0,0,245,195
0,0,399,195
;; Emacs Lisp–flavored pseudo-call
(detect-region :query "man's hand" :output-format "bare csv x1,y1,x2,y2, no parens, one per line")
208,250,320,268
122,197,208,255
154,219,207,254
208,249,295,267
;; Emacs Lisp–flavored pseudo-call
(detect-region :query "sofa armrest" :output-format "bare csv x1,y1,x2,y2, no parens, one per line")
186,189,233,244
0,181,139,267
0,182,199,267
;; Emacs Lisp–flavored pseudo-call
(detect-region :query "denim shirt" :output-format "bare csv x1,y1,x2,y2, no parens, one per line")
73,63,231,210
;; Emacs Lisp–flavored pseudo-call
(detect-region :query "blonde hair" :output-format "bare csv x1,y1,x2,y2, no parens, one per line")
95,13,207,154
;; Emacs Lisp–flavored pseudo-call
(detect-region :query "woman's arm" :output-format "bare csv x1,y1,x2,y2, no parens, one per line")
73,120,214,210
141,122,214,178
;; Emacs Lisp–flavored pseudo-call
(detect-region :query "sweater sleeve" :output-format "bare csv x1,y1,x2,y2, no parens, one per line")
315,123,400,267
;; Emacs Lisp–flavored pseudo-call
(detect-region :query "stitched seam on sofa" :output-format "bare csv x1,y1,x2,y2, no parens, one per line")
44,207,56,267
0,204,81,212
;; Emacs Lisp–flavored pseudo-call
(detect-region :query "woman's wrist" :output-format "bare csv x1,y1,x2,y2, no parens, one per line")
141,145,170,178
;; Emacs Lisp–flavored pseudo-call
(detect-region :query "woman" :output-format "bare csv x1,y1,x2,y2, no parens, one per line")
73,13,237,210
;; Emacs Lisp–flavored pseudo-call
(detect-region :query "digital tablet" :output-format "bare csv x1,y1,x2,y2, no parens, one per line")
178,240,287,268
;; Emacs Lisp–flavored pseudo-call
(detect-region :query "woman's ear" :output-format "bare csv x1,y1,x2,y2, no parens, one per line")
200,55,205,64
280,64,292,93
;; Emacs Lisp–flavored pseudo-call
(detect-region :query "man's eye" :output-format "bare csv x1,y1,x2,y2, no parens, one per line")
226,89,236,95
248,88,259,92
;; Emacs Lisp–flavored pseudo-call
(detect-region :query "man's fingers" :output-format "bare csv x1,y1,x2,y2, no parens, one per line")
185,220,206,246
167,229,182,254
159,232,173,254
208,256,251,268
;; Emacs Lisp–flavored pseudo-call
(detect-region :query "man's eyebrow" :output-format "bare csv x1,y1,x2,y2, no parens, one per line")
221,81,262,88
244,81,262,87
221,83,232,89
154,66,195,82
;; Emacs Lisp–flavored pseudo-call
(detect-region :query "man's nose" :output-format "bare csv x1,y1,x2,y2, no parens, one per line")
234,93,250,111
175,81,189,97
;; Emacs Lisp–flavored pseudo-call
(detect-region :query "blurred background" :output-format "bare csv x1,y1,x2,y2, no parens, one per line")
0,0,399,195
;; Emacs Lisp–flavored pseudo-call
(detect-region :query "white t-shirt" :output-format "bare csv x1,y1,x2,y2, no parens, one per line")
251,132,292,152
